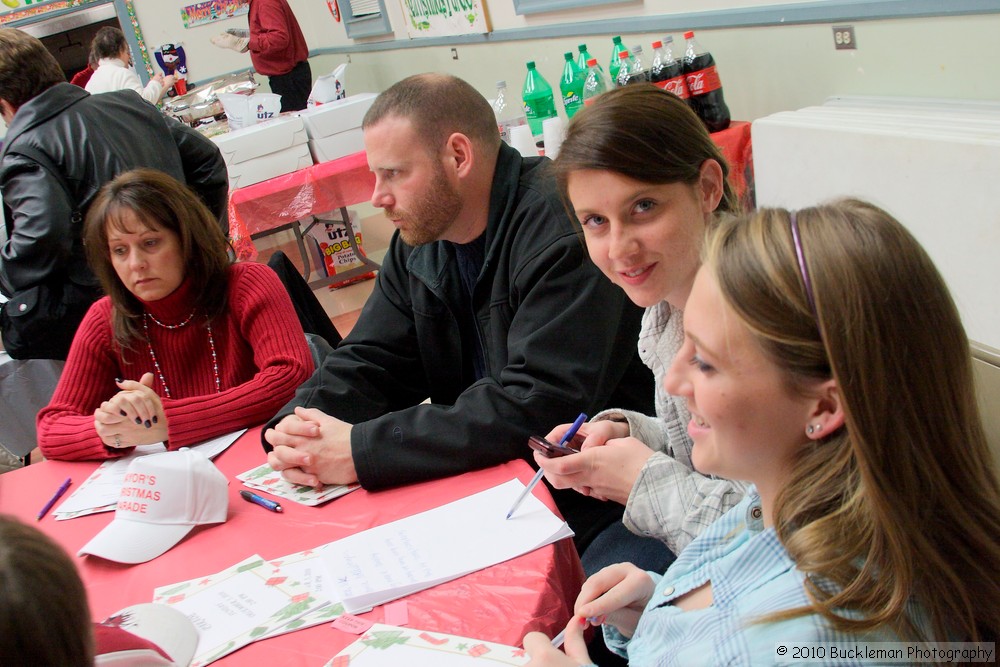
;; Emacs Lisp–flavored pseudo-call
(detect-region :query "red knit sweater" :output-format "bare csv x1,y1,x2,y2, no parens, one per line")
37,262,312,460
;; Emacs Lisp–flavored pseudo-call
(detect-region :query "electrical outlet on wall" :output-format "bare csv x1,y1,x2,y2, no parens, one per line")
833,25,856,50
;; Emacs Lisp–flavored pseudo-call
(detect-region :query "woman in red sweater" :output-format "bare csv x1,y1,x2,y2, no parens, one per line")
37,169,312,460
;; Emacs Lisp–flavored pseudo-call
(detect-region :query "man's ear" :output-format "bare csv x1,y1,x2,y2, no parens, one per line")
443,132,475,179
806,379,845,440
0,99,17,125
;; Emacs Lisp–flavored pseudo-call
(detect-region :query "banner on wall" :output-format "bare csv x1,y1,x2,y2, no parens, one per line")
399,0,490,39
180,0,249,29
0,0,96,24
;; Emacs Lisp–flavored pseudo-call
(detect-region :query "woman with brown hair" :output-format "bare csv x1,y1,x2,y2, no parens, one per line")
535,85,747,576
37,168,311,460
525,199,1000,664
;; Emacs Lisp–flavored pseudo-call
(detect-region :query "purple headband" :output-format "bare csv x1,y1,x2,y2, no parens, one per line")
789,211,818,317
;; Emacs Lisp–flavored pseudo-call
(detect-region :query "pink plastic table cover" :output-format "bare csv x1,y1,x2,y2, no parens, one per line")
228,151,376,261
0,425,584,666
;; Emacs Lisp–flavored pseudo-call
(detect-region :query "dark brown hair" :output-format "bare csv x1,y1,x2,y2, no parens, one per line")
0,515,94,666
554,84,738,214
89,26,129,63
708,200,1000,642
0,28,65,110
84,168,231,347
363,73,501,156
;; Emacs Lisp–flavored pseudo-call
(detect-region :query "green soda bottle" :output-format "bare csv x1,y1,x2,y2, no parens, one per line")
609,35,624,86
576,43,593,73
559,52,584,119
522,60,556,137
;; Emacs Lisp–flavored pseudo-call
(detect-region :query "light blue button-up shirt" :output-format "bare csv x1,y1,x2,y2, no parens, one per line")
602,488,917,666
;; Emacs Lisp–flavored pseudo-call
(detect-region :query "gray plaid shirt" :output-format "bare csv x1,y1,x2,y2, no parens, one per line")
594,301,747,555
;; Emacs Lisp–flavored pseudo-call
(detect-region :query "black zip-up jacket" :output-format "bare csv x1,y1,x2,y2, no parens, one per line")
0,83,228,358
266,144,653,550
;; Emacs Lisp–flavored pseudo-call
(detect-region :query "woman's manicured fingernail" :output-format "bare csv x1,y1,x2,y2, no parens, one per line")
152,416,158,424
120,410,127,417
144,420,151,428
135,417,142,424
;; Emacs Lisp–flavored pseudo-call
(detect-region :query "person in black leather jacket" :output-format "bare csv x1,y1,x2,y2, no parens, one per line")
0,28,228,360
264,74,653,553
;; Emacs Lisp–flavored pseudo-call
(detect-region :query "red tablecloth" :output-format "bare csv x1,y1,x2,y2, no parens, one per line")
711,121,754,209
228,152,376,262
226,127,755,262
0,427,584,666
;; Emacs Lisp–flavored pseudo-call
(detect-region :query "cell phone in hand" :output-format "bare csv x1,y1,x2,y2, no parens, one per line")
528,433,584,458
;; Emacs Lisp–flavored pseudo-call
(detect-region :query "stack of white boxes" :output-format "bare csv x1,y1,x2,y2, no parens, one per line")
211,115,313,190
297,93,378,163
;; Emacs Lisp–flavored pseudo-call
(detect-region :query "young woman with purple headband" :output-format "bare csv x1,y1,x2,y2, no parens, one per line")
524,200,1000,665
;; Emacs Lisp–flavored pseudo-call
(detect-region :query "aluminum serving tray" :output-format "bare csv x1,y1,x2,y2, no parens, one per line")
163,70,257,126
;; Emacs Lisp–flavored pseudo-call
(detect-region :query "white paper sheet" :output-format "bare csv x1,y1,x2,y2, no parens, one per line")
154,554,331,666
54,430,245,519
320,479,573,613
323,623,530,666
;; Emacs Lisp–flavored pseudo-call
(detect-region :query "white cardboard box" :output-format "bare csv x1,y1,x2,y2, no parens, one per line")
211,116,309,165
308,127,365,164
226,143,313,190
297,93,377,140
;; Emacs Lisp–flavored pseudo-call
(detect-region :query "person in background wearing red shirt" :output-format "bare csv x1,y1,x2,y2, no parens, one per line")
212,0,311,112
69,53,96,88
36,169,312,461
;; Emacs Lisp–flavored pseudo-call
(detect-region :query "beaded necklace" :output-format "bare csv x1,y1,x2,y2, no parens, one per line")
142,310,221,399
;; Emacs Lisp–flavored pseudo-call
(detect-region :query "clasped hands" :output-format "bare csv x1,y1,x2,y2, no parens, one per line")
264,407,358,488
534,419,656,504
94,372,167,449
523,562,656,665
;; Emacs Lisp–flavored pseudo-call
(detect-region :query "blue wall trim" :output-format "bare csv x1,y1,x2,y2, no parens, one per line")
513,0,633,16
312,0,1000,54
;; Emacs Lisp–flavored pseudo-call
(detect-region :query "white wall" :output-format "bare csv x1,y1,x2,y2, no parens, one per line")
126,1,1000,123
319,14,1000,123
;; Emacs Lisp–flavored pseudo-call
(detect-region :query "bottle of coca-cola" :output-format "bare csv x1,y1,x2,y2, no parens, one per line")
649,36,691,106
627,44,649,84
681,30,731,132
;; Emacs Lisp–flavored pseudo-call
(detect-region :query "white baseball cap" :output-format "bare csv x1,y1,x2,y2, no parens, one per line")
79,448,228,564
95,602,199,666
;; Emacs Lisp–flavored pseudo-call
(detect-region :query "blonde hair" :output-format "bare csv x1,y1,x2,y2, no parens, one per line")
706,199,1000,642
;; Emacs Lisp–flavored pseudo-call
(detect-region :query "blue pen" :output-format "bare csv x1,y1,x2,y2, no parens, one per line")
240,490,283,513
506,412,587,520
